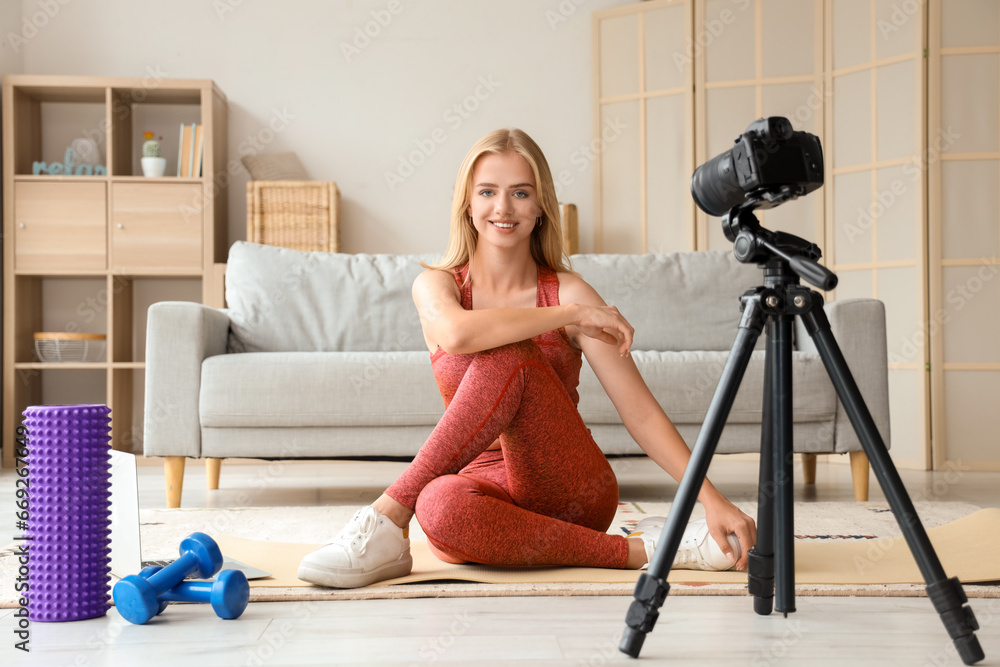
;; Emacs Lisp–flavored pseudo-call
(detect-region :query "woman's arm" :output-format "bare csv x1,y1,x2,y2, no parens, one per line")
560,273,756,567
413,269,633,356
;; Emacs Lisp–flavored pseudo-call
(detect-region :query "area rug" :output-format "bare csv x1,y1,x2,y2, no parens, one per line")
1,501,997,606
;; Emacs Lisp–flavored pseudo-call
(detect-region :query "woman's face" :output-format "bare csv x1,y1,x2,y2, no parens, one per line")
467,151,542,248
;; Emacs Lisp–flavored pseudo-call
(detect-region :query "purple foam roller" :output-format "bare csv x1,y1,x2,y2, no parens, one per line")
23,404,112,622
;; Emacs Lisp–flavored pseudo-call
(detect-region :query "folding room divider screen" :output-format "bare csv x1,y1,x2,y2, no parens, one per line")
928,0,1000,471
594,0,999,470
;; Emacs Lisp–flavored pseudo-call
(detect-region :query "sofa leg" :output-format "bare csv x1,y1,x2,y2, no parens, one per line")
800,454,817,485
165,456,186,509
850,450,870,502
206,458,221,490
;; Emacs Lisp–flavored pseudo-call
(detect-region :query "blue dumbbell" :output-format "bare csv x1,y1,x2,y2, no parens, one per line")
138,566,169,616
113,532,223,625
159,569,250,620
135,566,249,620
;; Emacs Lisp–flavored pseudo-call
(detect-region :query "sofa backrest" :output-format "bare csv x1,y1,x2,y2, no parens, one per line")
225,241,431,353
571,252,764,351
225,242,766,354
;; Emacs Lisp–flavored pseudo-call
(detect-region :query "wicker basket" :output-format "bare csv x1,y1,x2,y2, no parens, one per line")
247,181,341,253
34,332,107,363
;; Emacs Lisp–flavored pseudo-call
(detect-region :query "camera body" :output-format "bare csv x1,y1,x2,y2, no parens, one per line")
691,116,824,217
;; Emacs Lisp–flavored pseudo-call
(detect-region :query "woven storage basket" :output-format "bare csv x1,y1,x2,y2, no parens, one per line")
247,181,341,253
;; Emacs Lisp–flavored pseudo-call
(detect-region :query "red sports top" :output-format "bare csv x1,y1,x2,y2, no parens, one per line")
429,263,584,407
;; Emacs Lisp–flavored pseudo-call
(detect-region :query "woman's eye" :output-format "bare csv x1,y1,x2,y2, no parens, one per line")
479,189,493,197
514,191,528,198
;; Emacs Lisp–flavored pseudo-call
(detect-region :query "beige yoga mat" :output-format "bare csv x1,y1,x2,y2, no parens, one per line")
215,508,1000,589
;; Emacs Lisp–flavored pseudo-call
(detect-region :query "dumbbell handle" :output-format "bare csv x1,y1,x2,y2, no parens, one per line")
160,580,218,601
145,551,201,595
145,532,223,595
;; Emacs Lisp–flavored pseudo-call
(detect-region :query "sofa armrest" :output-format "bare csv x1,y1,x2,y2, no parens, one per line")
144,302,232,458
794,298,891,453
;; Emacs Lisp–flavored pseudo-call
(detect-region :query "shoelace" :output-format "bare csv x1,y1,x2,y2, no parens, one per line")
334,506,380,556
631,527,701,568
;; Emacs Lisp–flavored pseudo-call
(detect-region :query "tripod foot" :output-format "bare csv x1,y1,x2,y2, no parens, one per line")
619,573,670,659
748,547,774,616
753,595,773,616
955,634,985,666
619,627,645,659
928,577,984,665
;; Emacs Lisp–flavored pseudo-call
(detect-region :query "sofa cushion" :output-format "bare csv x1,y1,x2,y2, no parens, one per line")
225,241,434,353
200,351,444,427
577,349,836,425
571,252,766,351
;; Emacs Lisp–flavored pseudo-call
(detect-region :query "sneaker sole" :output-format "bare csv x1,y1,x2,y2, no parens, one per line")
297,553,413,589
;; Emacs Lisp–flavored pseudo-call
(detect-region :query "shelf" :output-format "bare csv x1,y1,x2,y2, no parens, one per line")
15,269,110,276
12,175,205,184
111,176,204,184
3,74,228,468
13,174,108,182
15,362,109,370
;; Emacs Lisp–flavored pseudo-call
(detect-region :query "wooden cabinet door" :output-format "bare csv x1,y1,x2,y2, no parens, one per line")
14,182,107,271
112,183,203,272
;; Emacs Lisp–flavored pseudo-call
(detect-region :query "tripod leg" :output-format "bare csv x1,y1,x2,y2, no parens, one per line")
620,296,765,659
750,337,775,615
771,316,796,616
801,294,984,666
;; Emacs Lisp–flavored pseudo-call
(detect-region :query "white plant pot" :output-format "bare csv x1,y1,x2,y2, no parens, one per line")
141,157,167,178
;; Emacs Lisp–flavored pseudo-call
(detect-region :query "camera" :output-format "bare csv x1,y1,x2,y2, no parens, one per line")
690,116,824,217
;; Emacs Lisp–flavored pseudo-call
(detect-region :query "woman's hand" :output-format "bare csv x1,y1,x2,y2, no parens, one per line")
703,496,757,571
574,304,635,356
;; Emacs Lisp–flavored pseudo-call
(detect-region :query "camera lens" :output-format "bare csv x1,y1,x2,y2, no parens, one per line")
690,148,747,217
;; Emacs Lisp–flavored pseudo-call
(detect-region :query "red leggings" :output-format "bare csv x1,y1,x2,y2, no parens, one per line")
385,340,630,569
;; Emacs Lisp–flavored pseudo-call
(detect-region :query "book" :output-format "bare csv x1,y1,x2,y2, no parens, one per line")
192,124,204,177
177,122,185,177
187,123,197,178
179,123,194,177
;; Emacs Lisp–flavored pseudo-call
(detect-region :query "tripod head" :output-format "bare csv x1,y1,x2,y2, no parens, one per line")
723,190,838,291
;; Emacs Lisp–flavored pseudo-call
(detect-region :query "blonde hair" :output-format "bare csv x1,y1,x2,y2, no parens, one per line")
427,128,571,281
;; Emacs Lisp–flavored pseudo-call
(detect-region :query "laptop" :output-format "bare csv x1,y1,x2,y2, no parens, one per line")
109,450,270,580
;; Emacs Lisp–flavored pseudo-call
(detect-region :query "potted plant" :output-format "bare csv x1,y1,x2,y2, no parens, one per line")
141,131,167,177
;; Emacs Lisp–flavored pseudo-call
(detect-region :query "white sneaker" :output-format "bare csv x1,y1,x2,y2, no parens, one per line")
630,517,740,571
297,506,412,588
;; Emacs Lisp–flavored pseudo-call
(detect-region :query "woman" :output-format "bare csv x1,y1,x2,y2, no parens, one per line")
298,128,756,588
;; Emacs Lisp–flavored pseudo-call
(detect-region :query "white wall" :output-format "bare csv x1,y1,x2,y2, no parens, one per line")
1,2,25,77
13,0,630,254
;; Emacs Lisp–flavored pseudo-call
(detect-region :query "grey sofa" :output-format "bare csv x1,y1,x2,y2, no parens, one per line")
144,241,890,507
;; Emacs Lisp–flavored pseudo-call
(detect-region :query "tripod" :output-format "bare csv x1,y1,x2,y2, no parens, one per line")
619,202,985,665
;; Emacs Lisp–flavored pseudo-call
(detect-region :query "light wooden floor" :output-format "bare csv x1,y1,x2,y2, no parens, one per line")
2,456,999,666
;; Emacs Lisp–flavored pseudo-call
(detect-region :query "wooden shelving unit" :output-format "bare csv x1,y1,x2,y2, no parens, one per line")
2,75,229,467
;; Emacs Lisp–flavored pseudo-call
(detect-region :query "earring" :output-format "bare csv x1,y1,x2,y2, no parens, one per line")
536,217,542,227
